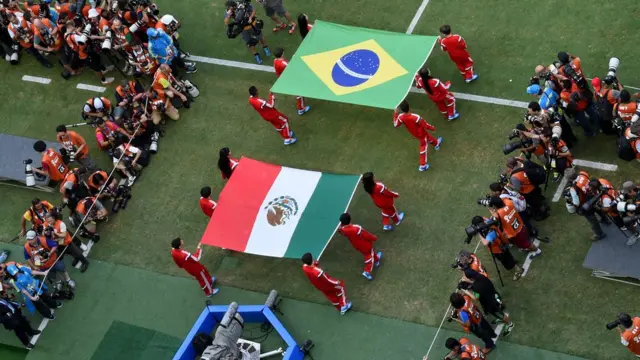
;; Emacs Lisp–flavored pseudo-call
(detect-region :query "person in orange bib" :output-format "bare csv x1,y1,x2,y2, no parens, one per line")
361,172,405,231
6,12,52,67
45,211,89,272
449,292,496,354
32,140,69,184
438,337,486,360
20,198,54,237
56,124,95,170
338,213,382,280
615,90,640,124
488,196,542,257
616,313,640,357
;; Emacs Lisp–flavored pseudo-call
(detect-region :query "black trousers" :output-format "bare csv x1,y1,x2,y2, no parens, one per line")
25,47,51,67
470,317,497,349
33,292,58,319
58,242,88,265
3,309,38,346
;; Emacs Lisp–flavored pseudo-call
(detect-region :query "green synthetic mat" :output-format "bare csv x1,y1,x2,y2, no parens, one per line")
0,344,28,360
90,321,181,360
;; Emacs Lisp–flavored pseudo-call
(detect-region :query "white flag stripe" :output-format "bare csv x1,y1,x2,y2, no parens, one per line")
244,167,322,257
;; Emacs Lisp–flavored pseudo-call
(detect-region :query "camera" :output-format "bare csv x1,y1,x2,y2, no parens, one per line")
476,195,490,207
10,43,19,64
604,57,620,86
111,185,132,213
102,30,113,50
607,313,632,330
464,217,498,243
24,159,35,186
502,141,523,155
149,131,159,153
226,0,255,39
617,201,638,214
446,308,458,322
60,148,76,164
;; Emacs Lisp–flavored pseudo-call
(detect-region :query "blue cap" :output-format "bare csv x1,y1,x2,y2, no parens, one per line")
146,28,159,38
526,84,541,95
6,264,19,277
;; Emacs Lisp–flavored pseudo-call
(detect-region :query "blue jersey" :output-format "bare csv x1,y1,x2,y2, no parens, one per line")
539,87,559,110
148,29,177,65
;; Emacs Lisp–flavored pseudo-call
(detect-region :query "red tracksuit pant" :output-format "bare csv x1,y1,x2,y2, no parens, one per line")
270,117,292,140
186,265,214,296
362,248,380,273
453,57,475,81
432,94,456,118
380,206,400,226
296,97,305,112
321,286,349,310
419,134,439,166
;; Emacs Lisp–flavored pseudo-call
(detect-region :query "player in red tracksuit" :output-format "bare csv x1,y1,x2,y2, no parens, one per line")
394,100,443,171
248,86,297,145
338,213,382,280
171,238,219,297
273,48,311,116
361,172,405,231
301,252,352,315
438,25,478,83
415,68,460,121
199,186,218,218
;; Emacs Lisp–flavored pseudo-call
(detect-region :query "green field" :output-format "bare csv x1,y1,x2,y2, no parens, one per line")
2,0,640,359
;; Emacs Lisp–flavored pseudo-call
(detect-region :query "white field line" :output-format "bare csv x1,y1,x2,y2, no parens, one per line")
493,323,505,344
75,239,95,269
573,159,618,171
22,75,51,84
521,239,542,277
29,317,49,345
552,177,569,202
76,83,106,93
406,0,431,34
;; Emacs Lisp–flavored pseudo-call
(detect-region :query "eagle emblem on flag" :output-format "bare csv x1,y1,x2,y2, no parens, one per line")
264,196,299,227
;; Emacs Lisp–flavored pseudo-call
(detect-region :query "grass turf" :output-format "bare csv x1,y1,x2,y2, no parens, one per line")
2,0,640,359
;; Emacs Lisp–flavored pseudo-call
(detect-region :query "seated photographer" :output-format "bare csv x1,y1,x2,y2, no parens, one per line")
62,20,115,84
87,169,117,198
111,140,149,185
458,270,514,336
44,211,89,272
72,196,107,241
615,89,640,125
56,124,95,170
560,79,597,136
586,177,640,246
505,157,549,220
6,12,53,67
563,168,608,241
542,131,572,181
83,96,113,121
448,292,497,354
224,0,271,65
147,27,196,74
94,118,132,150
59,167,90,213
23,229,75,288
32,140,69,184
470,216,523,281
114,79,145,122
487,196,542,257
32,18,62,56
148,88,180,125
612,313,640,358
438,337,486,360
20,198,54,237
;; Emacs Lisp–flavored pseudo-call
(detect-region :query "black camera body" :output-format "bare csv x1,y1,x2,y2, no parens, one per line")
607,313,632,330
464,217,498,243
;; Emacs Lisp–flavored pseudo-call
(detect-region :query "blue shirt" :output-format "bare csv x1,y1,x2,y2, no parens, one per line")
459,310,470,324
24,238,58,260
485,229,498,243
148,29,177,65
539,87,559,110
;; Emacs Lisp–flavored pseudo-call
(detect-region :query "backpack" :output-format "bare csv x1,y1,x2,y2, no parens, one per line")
513,160,547,186
617,136,635,161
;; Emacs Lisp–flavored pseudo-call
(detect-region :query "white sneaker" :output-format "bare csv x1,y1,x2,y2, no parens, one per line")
127,176,136,186
80,243,88,251
101,77,115,85
102,65,115,73
5,54,10,62
67,279,76,289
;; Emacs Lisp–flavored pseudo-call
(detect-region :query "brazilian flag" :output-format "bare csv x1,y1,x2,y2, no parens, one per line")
271,21,438,110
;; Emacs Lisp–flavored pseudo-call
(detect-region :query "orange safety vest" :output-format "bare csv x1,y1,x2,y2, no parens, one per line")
86,97,112,113
42,148,69,181
59,170,78,196
510,169,535,194
459,338,485,360
616,102,639,123
469,254,489,278
44,219,72,246
65,31,89,59
115,81,138,100
152,71,171,99
623,317,640,355
597,178,618,215
26,200,53,227
483,219,509,255
75,196,96,216
456,295,482,332
9,19,34,48
33,18,62,51
24,237,57,270
625,128,640,159
88,171,108,191
496,198,524,239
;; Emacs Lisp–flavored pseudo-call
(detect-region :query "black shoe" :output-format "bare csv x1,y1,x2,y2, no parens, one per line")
72,258,79,267
47,313,56,320
25,343,34,350
55,302,63,309
29,330,41,336
43,62,53,68
80,261,89,273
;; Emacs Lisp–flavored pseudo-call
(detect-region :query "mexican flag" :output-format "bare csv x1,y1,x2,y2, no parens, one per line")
201,158,361,259
271,20,438,110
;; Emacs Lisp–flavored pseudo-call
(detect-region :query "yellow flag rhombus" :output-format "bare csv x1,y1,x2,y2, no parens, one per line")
301,39,408,96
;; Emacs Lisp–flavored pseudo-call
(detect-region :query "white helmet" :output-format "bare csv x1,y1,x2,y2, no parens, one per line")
88,8,99,18
160,14,176,25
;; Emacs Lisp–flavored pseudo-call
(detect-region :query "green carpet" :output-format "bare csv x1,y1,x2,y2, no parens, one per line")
0,344,28,360
0,243,590,360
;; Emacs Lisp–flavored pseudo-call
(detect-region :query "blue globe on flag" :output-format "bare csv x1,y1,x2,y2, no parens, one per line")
331,49,380,87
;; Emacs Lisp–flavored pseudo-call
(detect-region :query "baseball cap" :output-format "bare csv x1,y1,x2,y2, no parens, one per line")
146,28,159,38
526,84,541,95
25,230,37,240
622,181,636,194
88,8,99,18
592,77,602,92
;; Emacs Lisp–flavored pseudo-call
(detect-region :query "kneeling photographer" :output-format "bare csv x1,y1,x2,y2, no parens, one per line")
542,131,573,182
503,123,545,164
59,167,90,214
563,168,606,241
452,250,489,280
225,0,271,65
458,269,514,337
607,313,640,357
110,138,149,186
468,216,523,281
505,157,550,220
587,177,640,246
71,196,107,242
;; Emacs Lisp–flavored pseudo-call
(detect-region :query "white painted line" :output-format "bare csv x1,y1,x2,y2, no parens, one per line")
406,0,430,34
552,177,568,202
573,159,618,171
189,55,274,73
586,77,640,91
76,239,94,269
22,75,51,84
521,239,541,277
29,318,49,345
413,87,529,109
493,323,505,344
76,83,106,93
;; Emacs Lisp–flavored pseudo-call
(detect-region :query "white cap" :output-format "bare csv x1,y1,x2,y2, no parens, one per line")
26,230,37,240
88,8,99,18
160,14,176,25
